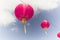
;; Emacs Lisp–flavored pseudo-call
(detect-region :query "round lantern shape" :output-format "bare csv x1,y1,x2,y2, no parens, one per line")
41,20,50,30
14,4,34,33
57,32,60,38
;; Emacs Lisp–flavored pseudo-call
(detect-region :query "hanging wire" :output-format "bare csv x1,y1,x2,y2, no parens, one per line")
20,0,25,3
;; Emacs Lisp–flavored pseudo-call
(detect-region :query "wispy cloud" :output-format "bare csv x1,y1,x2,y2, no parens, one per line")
22,0,60,10
0,11,16,26
10,27,19,32
0,0,20,26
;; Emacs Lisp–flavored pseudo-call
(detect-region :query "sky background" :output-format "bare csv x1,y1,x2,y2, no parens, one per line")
0,0,60,40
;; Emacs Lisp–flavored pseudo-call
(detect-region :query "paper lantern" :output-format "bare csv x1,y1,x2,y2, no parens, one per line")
14,4,34,33
57,32,60,38
41,20,50,30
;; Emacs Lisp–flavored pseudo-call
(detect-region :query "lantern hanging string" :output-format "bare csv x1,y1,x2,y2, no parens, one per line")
20,0,25,3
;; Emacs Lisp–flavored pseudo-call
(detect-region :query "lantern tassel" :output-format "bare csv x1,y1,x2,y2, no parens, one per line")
43,27,48,30
24,23,26,34
22,18,26,34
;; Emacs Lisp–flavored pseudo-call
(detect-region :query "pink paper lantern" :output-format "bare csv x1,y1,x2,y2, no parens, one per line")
57,32,60,38
41,20,50,30
14,4,34,33
14,4,34,21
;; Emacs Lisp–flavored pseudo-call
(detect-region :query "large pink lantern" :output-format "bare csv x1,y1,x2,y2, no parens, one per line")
14,4,34,33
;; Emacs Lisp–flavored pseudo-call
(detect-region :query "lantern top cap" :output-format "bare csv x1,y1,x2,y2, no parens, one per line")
42,20,48,22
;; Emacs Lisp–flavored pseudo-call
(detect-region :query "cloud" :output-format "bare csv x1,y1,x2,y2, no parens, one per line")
1,0,60,12
0,11,16,26
1,0,60,11
27,23,30,26
57,0,60,5
0,0,19,26
10,27,19,32
22,0,59,10
3,0,22,11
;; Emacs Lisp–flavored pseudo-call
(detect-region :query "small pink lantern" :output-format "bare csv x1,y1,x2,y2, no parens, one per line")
41,20,50,30
14,4,34,33
57,32,60,38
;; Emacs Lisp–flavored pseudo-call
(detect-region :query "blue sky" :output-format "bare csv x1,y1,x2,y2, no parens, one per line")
0,0,60,40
